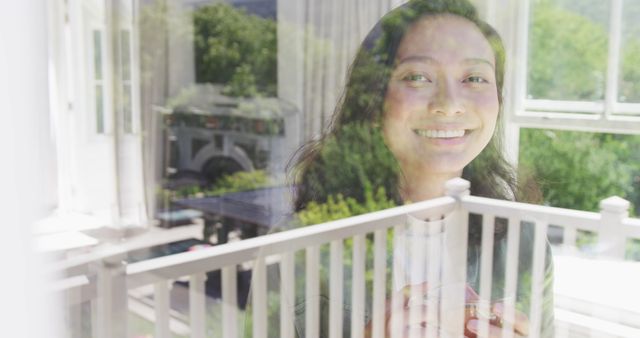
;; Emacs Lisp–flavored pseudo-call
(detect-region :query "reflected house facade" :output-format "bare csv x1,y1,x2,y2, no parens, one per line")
164,84,299,186
48,0,396,225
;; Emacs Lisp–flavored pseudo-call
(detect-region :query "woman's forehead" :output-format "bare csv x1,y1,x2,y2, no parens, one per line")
395,14,495,66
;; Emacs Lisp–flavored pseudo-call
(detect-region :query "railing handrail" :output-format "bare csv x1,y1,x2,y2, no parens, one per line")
49,223,204,275
462,195,601,229
624,218,640,238
126,196,456,289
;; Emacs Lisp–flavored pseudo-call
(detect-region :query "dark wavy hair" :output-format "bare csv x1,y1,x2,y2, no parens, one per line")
289,0,539,213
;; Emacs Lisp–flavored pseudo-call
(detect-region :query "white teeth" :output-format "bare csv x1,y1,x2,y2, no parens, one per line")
414,129,466,138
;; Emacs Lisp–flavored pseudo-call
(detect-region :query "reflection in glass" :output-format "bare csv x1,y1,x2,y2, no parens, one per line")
527,0,609,102
93,30,103,80
619,0,640,104
123,84,132,133
120,30,131,81
95,84,104,133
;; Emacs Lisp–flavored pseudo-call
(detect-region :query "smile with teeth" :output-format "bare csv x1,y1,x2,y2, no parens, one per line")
413,129,467,138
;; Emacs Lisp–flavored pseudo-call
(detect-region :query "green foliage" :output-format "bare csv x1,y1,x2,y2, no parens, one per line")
528,1,608,101
206,169,272,196
165,170,273,199
193,3,276,97
519,129,638,214
300,123,400,207
626,239,640,261
621,39,640,102
297,186,396,226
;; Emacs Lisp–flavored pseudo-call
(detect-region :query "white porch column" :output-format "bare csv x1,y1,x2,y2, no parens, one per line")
0,0,61,337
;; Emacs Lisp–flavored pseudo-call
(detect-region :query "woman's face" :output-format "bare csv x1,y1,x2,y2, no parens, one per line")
382,14,499,178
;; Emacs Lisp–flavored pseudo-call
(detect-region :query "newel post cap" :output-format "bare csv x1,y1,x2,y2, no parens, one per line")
599,196,630,214
445,178,470,198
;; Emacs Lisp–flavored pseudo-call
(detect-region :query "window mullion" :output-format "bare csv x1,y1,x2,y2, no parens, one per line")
513,0,530,113
605,0,623,118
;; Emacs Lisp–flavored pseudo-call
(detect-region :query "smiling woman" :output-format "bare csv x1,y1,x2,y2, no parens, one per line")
290,0,519,212
383,14,500,202
286,0,553,337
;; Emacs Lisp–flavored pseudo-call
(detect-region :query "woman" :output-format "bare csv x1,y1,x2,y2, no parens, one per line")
287,0,554,337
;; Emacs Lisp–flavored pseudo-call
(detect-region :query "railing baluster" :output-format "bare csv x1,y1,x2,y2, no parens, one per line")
501,217,521,338
477,214,495,338
222,266,238,338
67,281,83,338
442,179,470,338
280,252,295,338
564,227,577,249
95,255,128,338
306,245,320,338
352,234,366,338
425,218,442,338
189,273,207,338
329,240,344,338
478,214,495,337
529,220,549,337
390,225,404,338
252,257,268,338
372,229,387,338
408,224,425,338
154,280,172,338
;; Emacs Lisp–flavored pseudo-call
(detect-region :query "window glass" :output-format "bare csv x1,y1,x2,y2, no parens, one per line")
93,29,105,133
527,0,609,102
619,0,640,104
122,83,132,133
48,1,640,337
120,30,133,133
93,30,103,80
95,84,104,133
120,30,131,81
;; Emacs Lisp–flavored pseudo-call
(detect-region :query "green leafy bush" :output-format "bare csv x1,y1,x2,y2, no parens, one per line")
297,186,396,226
193,3,276,97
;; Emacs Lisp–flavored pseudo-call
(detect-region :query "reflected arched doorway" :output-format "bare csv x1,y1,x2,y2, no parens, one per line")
201,156,244,186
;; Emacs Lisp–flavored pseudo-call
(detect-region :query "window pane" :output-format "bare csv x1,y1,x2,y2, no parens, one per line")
95,84,104,133
123,84,132,133
619,0,640,103
120,30,131,81
528,0,609,101
93,30,103,80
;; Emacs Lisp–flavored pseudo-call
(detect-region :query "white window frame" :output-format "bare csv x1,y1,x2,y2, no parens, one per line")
507,0,640,136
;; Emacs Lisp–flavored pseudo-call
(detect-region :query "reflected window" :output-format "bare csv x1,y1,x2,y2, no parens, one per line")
93,29,105,133
120,29,133,133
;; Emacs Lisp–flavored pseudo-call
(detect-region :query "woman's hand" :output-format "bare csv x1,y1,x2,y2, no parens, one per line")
366,283,530,338
382,282,437,337
465,302,529,338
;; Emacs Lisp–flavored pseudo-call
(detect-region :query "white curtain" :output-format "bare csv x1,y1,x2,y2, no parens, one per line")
277,0,408,143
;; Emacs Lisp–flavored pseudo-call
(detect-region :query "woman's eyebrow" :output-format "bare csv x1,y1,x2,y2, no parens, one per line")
396,56,494,69
462,58,495,69
396,55,436,65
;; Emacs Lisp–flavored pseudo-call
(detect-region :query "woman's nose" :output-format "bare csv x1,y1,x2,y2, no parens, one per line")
428,80,464,116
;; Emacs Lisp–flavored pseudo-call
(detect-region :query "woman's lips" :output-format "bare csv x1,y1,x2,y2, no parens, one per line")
413,128,471,146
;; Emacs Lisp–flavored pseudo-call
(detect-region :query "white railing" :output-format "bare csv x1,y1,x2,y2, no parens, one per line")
54,179,640,338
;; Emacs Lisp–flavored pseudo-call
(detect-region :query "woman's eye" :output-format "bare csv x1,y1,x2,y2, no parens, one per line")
401,73,430,86
464,76,489,84
402,73,429,82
